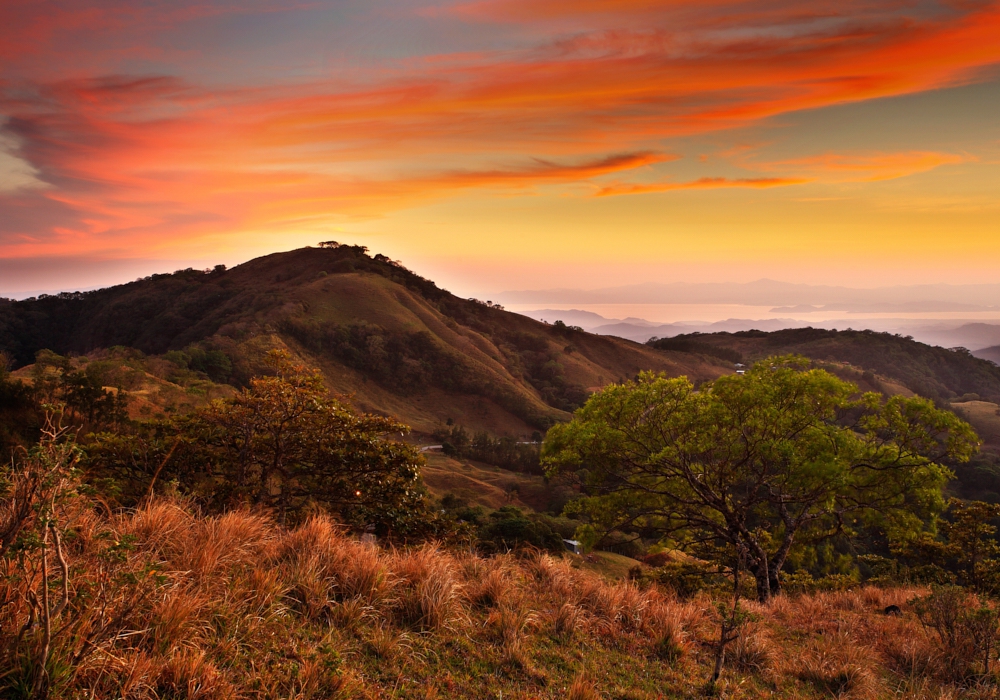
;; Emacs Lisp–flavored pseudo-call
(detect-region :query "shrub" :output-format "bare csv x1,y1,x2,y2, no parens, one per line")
912,585,1000,680
477,506,564,553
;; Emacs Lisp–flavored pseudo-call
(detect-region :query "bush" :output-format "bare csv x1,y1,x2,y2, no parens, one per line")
638,560,727,598
477,506,564,554
912,585,1000,681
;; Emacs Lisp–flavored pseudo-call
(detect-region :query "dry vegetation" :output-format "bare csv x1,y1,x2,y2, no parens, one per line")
5,490,998,700
420,453,550,511
952,400,1000,450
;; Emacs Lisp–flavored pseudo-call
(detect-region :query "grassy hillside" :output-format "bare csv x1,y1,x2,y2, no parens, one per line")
0,245,729,435
952,400,1000,451
3,496,981,700
9,349,236,422
651,327,1000,404
421,452,555,512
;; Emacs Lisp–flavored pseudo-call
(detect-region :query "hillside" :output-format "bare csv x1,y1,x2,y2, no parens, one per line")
651,327,1000,404
0,245,729,435
974,344,1000,365
5,495,968,700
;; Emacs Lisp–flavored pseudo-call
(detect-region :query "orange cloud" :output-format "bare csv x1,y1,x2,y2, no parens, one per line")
756,151,972,182
2,0,1000,261
423,152,673,188
595,176,808,197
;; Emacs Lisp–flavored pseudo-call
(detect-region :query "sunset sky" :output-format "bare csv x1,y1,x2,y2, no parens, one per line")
2,0,999,298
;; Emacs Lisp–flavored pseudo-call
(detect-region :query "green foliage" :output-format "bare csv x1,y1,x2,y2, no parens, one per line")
282,319,466,394
22,350,130,431
636,559,729,598
476,505,564,554
951,453,1000,502
438,496,571,553
543,355,978,601
896,499,1000,593
434,425,542,473
86,352,439,536
162,346,232,382
0,364,41,463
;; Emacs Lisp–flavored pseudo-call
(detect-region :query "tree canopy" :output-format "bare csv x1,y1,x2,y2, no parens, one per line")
542,356,979,601
87,352,435,535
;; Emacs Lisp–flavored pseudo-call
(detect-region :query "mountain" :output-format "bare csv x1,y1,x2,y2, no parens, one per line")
651,328,1000,404
519,308,1000,350
974,345,1000,365
0,245,731,436
591,318,803,342
497,279,1000,307
517,309,810,342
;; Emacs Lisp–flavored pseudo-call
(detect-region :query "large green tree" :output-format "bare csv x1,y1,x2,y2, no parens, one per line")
542,356,978,601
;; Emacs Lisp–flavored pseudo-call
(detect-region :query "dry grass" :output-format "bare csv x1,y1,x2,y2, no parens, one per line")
487,601,539,665
729,623,774,675
792,631,879,699
567,672,601,700
5,495,997,699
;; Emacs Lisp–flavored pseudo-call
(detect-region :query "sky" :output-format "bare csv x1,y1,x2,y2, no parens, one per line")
1,0,1000,299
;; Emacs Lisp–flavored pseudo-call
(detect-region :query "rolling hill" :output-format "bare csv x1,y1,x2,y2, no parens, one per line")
974,344,1000,365
651,327,1000,405
0,245,730,435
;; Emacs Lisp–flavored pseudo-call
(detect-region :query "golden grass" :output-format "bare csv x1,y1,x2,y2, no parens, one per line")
5,497,996,699
952,400,1000,448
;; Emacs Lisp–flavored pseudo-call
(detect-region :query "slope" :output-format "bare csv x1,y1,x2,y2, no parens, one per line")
0,245,730,435
973,344,1000,365
650,327,1000,404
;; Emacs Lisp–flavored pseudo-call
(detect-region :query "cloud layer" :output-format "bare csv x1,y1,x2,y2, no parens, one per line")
0,0,998,284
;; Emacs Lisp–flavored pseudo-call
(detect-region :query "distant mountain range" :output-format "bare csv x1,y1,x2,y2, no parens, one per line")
498,279,1000,309
519,308,1000,355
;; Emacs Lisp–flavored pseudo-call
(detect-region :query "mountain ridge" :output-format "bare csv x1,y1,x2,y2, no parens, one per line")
498,279,1000,307
0,245,730,435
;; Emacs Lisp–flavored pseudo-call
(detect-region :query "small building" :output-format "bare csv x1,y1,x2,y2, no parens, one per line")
734,362,746,375
563,539,582,555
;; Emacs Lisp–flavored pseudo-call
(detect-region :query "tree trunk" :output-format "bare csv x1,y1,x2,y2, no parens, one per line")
749,559,772,602
753,571,771,603
768,569,781,598
710,644,726,686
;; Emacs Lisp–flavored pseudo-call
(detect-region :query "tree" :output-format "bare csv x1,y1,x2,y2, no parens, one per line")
542,356,978,601
88,352,435,535
899,499,1000,593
